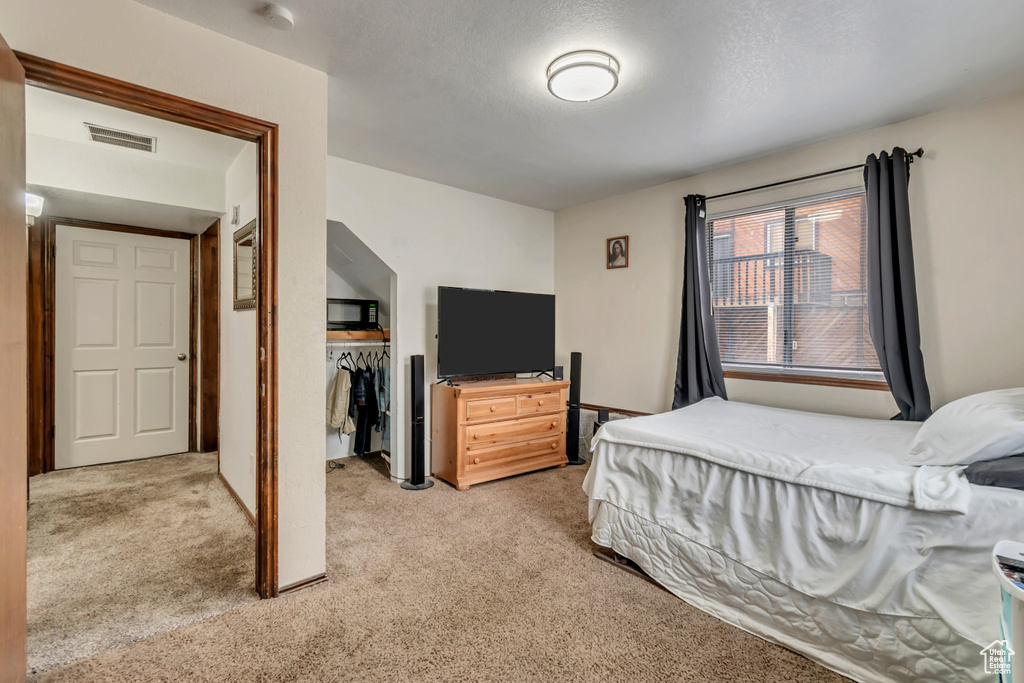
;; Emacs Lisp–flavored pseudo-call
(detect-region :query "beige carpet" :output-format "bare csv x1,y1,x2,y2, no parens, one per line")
27,452,257,674
30,456,849,682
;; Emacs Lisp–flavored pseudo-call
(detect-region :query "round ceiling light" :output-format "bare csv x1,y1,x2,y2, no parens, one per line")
547,50,619,102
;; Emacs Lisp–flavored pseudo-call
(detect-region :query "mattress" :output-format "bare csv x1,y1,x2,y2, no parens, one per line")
585,399,1024,682
591,500,988,683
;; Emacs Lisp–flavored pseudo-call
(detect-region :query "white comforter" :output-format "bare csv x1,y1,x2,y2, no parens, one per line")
592,397,970,513
585,398,1024,646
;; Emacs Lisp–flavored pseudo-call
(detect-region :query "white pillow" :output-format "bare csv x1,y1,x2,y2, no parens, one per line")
902,388,1024,466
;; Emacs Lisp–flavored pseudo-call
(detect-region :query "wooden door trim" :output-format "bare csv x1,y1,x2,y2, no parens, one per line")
26,217,51,476
18,53,279,599
37,216,195,241
189,234,199,452
199,221,220,454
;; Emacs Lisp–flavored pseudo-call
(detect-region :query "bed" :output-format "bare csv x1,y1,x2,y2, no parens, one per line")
584,397,1024,683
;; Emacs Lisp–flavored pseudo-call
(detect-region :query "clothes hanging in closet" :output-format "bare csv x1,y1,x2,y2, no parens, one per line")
326,367,356,435
374,366,390,450
350,367,378,456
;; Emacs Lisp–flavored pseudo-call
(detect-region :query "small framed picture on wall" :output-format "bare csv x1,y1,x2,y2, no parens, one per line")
607,235,628,269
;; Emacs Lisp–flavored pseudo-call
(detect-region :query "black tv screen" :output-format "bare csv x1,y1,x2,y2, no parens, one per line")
437,287,555,379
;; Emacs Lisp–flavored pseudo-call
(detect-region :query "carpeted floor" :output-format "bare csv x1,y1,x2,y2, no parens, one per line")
29,456,849,682
27,452,258,674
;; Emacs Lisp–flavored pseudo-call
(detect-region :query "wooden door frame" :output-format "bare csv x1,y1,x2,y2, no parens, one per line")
29,217,213,473
199,220,220,454
18,53,280,599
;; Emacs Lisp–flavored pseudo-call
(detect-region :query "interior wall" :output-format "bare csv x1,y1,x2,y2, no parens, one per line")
326,156,555,480
554,90,1024,418
27,133,225,213
326,268,362,300
220,144,257,514
1,0,329,586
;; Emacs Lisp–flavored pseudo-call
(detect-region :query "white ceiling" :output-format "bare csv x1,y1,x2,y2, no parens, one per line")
26,86,247,172
134,0,1024,210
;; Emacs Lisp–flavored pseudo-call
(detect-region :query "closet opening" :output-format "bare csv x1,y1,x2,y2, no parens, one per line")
325,220,398,480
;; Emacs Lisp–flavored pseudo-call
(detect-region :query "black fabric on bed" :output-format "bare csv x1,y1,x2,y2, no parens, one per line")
964,454,1024,491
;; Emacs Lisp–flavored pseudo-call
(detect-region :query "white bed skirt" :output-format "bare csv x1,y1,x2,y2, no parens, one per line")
591,500,993,683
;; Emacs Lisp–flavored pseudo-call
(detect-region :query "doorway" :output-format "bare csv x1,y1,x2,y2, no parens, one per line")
55,223,192,468
19,53,281,601
21,75,264,670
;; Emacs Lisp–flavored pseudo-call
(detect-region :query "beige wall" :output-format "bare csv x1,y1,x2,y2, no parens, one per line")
555,90,1024,418
327,156,554,480
219,144,258,515
2,0,329,586
27,134,225,214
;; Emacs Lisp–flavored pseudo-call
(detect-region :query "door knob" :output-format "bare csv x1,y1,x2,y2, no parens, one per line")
177,353,187,361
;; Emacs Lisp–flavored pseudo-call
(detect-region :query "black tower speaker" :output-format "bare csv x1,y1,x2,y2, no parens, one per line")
566,351,586,465
402,354,434,490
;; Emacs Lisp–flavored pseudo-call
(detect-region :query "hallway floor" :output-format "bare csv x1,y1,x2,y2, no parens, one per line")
27,451,257,673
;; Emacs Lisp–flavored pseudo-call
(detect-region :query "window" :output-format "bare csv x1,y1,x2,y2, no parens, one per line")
707,189,882,382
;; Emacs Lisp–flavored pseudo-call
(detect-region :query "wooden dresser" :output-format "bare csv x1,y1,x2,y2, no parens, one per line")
431,378,570,491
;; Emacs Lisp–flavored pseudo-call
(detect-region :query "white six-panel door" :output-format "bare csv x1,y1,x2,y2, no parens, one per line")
55,225,190,469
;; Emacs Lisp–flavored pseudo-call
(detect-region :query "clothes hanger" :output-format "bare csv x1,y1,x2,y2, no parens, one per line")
338,352,354,371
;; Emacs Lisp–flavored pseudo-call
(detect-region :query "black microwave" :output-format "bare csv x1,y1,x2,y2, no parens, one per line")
327,298,378,331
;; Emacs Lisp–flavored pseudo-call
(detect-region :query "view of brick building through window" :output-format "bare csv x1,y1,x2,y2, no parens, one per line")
707,191,882,376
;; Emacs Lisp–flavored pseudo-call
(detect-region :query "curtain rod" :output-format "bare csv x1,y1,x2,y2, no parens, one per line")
705,148,924,201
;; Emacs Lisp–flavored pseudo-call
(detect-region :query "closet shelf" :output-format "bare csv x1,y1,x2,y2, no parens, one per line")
327,329,390,341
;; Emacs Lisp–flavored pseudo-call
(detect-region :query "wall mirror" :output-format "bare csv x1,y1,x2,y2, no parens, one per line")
233,220,257,311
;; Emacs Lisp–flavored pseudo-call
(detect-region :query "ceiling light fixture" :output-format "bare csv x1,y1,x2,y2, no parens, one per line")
547,50,619,102
263,3,295,31
25,192,44,218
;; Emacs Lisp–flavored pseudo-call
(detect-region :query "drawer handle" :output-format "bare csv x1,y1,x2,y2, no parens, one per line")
551,443,558,450
538,399,544,405
473,433,479,440
474,457,480,464
490,405,497,412
550,421,557,428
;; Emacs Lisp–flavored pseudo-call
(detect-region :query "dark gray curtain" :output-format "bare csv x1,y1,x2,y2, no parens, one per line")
864,148,932,421
673,194,727,409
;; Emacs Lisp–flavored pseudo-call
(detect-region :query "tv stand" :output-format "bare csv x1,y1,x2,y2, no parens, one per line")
430,378,570,491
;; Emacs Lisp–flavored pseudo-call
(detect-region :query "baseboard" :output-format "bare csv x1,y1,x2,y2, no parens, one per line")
579,402,651,418
217,472,256,527
278,572,328,595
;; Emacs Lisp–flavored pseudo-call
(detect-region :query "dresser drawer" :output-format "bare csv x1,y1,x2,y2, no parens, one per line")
465,396,516,422
465,435,563,472
465,413,564,448
516,391,561,415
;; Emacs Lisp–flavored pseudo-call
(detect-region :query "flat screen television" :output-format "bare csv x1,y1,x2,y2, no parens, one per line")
437,286,555,379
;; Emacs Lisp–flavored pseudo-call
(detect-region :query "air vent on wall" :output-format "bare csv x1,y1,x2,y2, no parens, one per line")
84,123,157,153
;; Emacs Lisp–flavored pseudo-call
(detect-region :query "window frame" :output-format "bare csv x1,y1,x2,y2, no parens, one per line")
707,187,887,389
